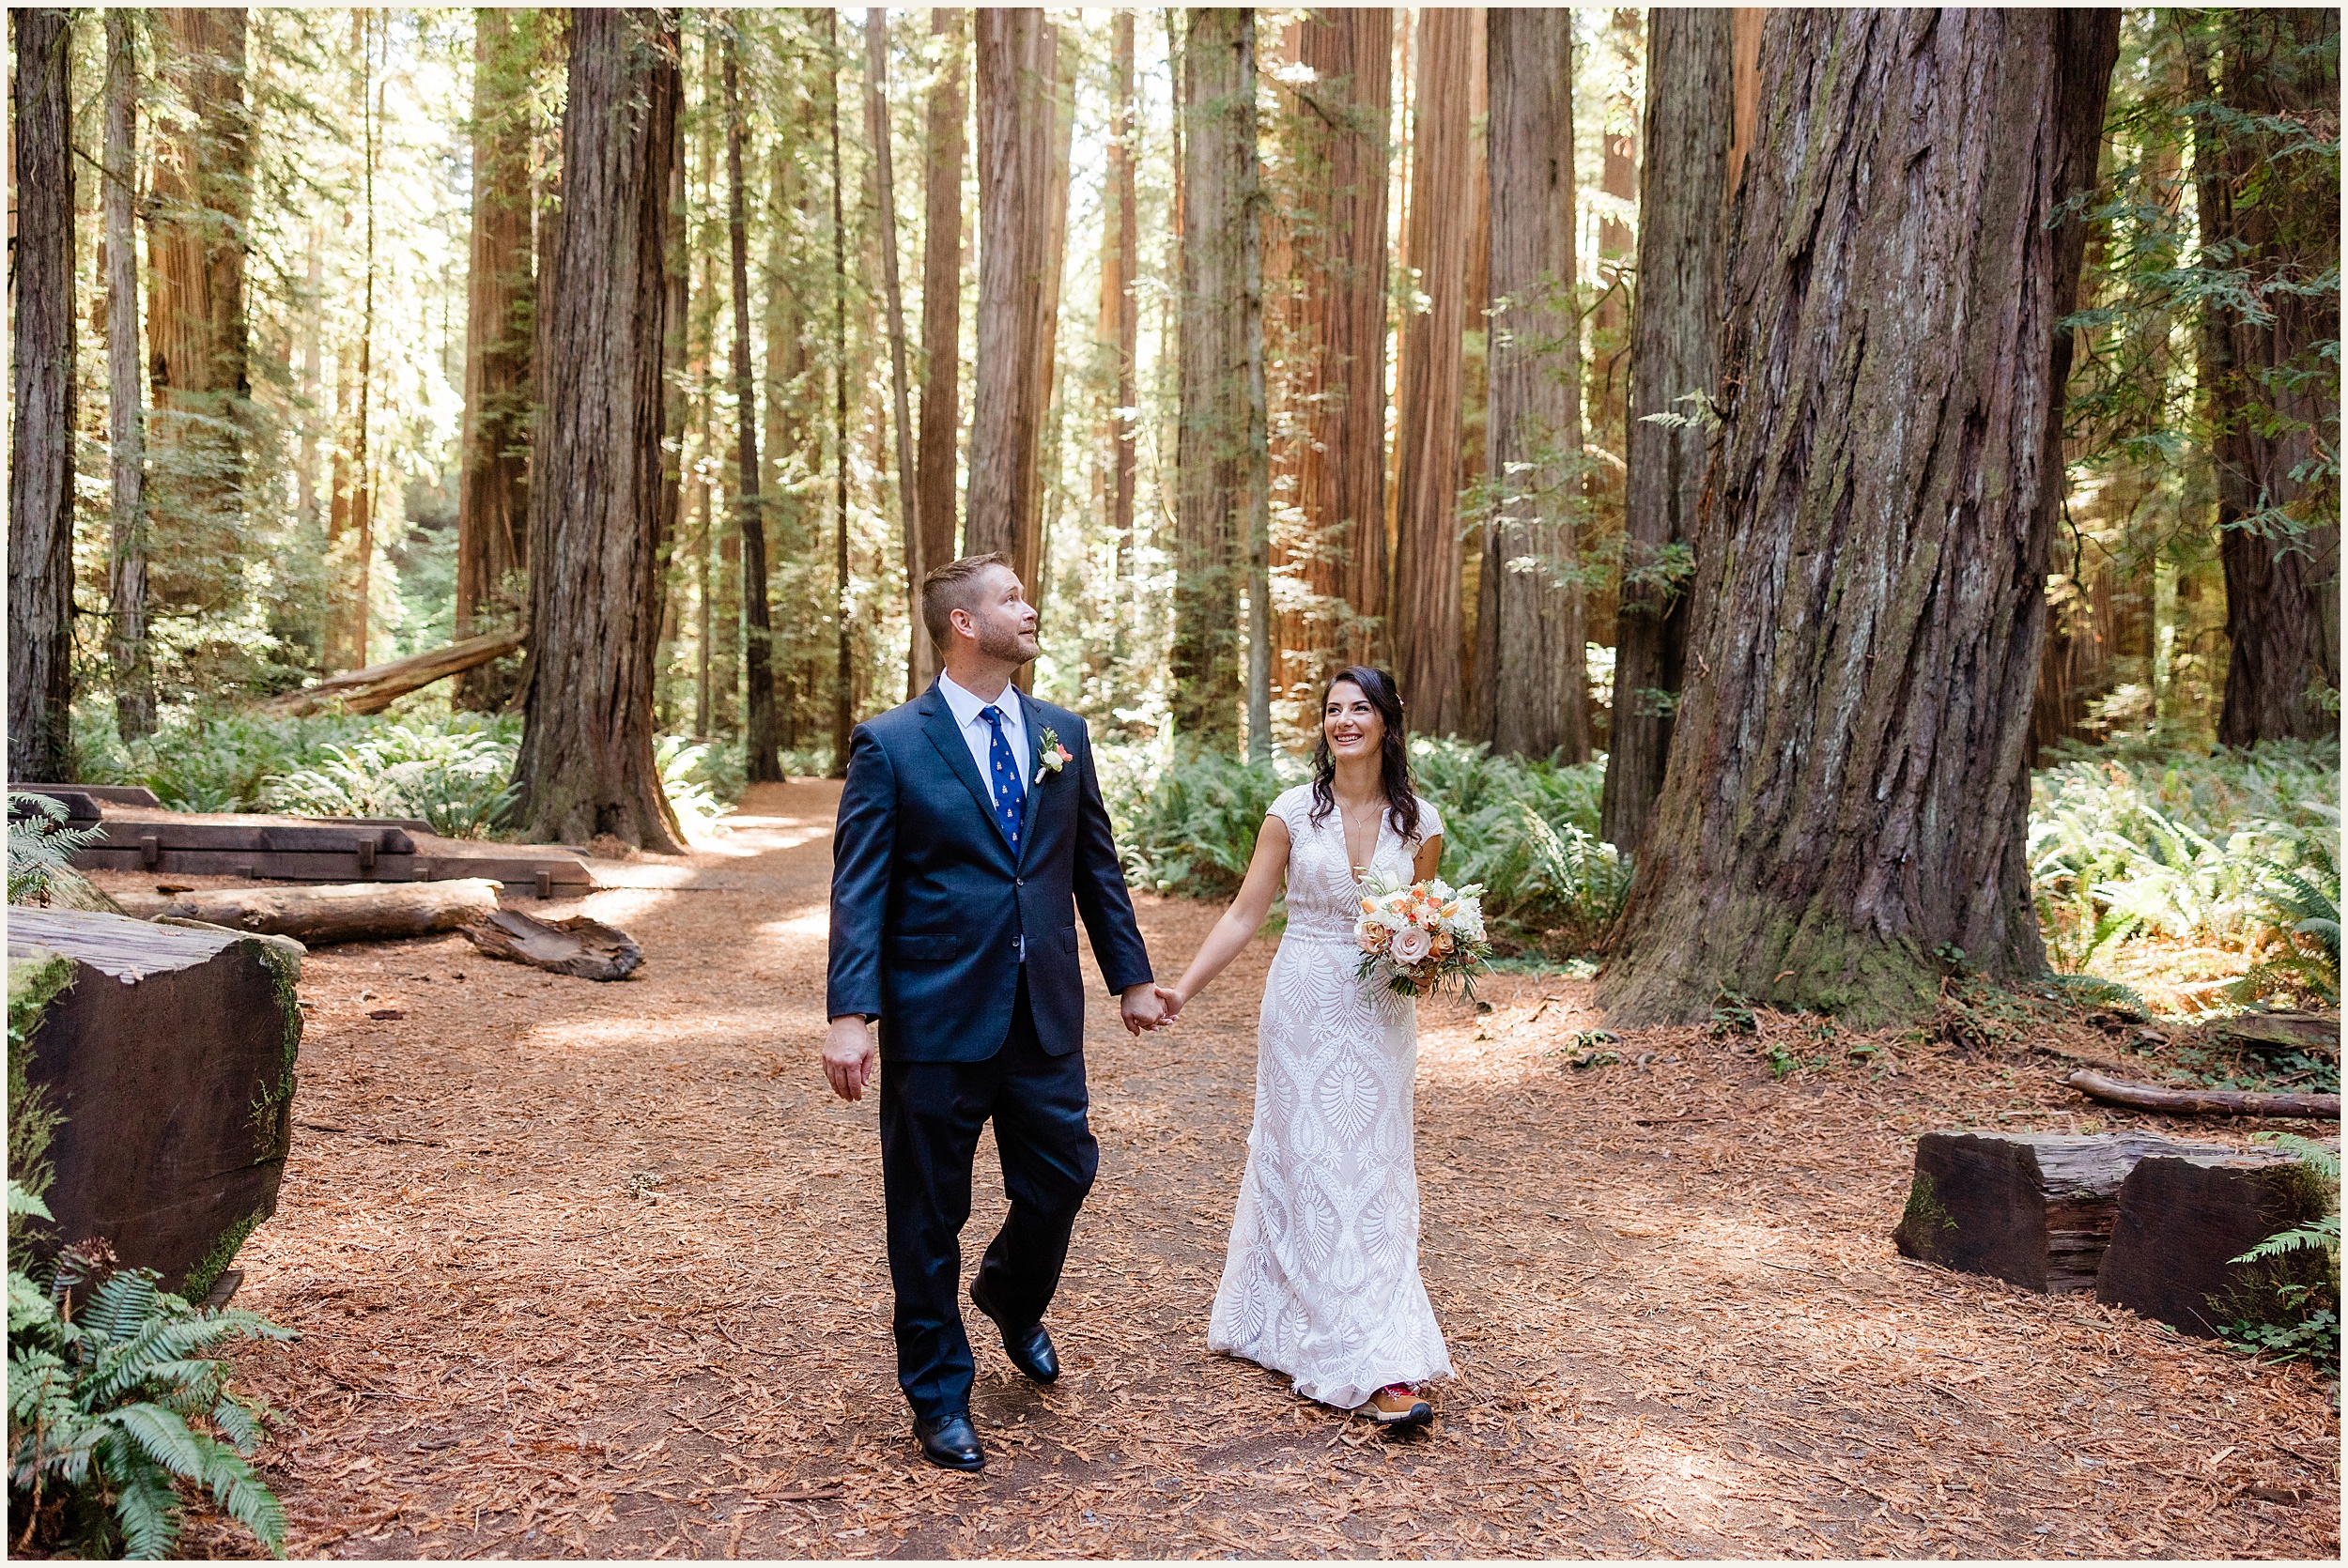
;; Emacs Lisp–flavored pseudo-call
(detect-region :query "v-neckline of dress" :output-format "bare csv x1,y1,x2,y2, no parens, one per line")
1339,799,1385,890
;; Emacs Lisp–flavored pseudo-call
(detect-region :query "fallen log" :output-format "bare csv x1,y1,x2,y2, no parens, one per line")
255,626,525,717
2197,1009,2340,1058
2097,1148,2329,1336
161,878,502,945
7,908,301,1298
1893,1131,2233,1293
2065,1068,2340,1120
459,907,643,981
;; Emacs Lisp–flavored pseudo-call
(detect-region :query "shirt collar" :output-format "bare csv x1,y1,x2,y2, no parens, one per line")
937,671,1021,730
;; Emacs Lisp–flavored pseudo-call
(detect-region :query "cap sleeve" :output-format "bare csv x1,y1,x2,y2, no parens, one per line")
1414,796,1444,842
1265,783,1306,835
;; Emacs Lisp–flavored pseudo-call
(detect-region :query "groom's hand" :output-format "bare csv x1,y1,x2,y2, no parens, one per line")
1120,983,1166,1035
823,1014,878,1101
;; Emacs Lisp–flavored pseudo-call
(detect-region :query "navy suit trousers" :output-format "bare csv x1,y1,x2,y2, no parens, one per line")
876,970,1099,1420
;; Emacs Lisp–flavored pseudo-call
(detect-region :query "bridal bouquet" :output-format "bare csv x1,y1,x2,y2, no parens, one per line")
1354,874,1492,1000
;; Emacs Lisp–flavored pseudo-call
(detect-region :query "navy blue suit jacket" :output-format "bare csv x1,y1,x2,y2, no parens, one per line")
826,682,1154,1062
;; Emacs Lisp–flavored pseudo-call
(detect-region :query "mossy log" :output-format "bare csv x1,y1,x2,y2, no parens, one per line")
2096,1149,2332,1337
1893,1131,2232,1293
162,878,502,945
6,908,301,1299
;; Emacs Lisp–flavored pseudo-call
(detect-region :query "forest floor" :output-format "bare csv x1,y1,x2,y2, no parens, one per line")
119,779,2337,1560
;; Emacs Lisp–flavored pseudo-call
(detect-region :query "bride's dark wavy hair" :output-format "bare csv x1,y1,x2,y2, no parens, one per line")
1307,666,1420,842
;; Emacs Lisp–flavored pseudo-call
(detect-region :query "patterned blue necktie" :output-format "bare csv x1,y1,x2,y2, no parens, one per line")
980,704,1025,848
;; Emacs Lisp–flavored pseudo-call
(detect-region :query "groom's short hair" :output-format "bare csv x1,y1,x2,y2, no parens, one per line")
921,553,1014,647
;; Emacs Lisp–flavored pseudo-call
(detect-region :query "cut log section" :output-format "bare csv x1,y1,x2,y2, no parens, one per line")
2097,1148,2328,1336
7,908,301,1299
64,802,594,893
254,625,527,717
2065,1069,2340,1120
161,879,502,945
1893,1131,2233,1292
460,908,643,981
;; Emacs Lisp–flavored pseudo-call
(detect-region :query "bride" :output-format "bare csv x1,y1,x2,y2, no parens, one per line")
1159,666,1452,1426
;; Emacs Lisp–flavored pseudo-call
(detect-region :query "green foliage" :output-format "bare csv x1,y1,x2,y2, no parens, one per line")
7,795,106,908
2216,1134,2340,1376
7,955,73,1253
655,736,738,838
2234,811,2341,1005
8,1232,295,1559
2030,740,2340,969
263,725,522,839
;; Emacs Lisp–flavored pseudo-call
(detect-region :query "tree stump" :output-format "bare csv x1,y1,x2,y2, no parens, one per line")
2095,1149,2329,1336
1894,1131,2232,1292
8,908,301,1299
459,908,643,980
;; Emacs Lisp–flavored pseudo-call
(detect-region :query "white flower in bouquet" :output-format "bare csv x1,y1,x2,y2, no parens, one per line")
1390,924,1434,965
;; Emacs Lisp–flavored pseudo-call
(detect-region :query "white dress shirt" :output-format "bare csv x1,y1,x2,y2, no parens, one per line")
936,671,1032,796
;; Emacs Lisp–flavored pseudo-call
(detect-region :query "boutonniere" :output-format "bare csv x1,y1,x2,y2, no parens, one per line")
1037,727,1073,777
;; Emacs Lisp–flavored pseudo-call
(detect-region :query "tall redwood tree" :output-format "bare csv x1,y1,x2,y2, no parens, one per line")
511,8,686,853
1598,9,2119,1026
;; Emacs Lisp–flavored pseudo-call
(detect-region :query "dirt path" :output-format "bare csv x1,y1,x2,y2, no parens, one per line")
152,779,2335,1559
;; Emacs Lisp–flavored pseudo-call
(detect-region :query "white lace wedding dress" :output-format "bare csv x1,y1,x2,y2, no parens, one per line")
1206,783,1453,1409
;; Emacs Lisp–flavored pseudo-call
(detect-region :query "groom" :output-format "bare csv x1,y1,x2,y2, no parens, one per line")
824,552,1165,1472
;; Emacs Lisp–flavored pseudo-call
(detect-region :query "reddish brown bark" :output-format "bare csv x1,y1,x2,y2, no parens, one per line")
455,8,536,711
1597,9,2119,1026
1387,8,1474,735
727,35,780,781
103,9,154,742
512,8,687,853
1098,11,1141,592
917,10,968,580
1267,8,1392,698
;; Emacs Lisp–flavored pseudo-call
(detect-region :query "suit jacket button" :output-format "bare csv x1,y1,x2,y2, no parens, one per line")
1014,877,1024,886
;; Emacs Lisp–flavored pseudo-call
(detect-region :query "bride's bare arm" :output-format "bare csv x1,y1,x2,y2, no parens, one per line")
1163,815,1292,1016
1413,833,1443,883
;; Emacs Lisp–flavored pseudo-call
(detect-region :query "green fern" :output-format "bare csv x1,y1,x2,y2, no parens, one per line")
8,1251,296,1558
2236,813,2340,1005
7,794,105,908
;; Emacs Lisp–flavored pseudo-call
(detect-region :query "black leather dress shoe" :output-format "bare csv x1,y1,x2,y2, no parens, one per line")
969,1280,1059,1383
914,1411,985,1471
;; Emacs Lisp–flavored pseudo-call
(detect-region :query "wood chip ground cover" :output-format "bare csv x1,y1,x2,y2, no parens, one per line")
99,781,2337,1560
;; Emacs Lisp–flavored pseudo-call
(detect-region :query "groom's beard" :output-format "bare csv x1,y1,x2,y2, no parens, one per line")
978,622,1038,665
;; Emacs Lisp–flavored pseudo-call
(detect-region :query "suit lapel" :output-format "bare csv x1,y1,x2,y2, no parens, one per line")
920,686,1018,856
1012,689,1048,866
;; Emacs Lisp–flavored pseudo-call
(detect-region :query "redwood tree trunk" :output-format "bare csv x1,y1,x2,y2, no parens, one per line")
916,8,967,581
1099,10,1142,598
726,34,780,783
864,9,929,697
1474,8,1583,762
1599,8,1734,853
455,8,536,712
1596,9,2119,1027
8,8,77,783
1172,8,1256,747
966,8,1057,594
1387,9,1473,736
145,7,252,616
2204,9,2341,746
512,8,687,853
1268,8,1391,696
104,9,154,742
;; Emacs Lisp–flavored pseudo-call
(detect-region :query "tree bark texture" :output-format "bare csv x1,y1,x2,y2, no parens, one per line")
144,7,252,592
1596,9,2120,1027
1474,8,1584,763
830,16,853,775
864,9,930,698
2203,9,2341,746
455,8,537,712
512,8,687,853
326,9,377,671
1387,9,1473,737
9,8,77,784
726,35,780,782
1267,9,1391,697
1099,10,1142,594
104,10,155,743
1172,8,1256,747
917,8,968,580
967,8,1058,596
1599,8,1734,853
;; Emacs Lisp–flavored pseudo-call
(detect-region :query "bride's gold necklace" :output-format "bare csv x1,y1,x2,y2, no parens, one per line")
1338,794,1382,872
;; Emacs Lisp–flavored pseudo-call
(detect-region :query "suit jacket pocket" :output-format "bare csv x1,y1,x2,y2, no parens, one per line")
1058,924,1079,954
889,932,960,963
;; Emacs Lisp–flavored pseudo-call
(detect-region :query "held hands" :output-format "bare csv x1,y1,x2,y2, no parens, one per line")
822,1014,878,1101
1120,982,1175,1035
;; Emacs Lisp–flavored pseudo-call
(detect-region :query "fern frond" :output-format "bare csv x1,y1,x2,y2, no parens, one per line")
100,1438,184,1560
187,1431,289,1556
104,1399,209,1479
72,1267,161,1340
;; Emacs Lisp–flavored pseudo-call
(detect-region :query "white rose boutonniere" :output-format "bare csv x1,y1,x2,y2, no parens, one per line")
1037,726,1073,779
